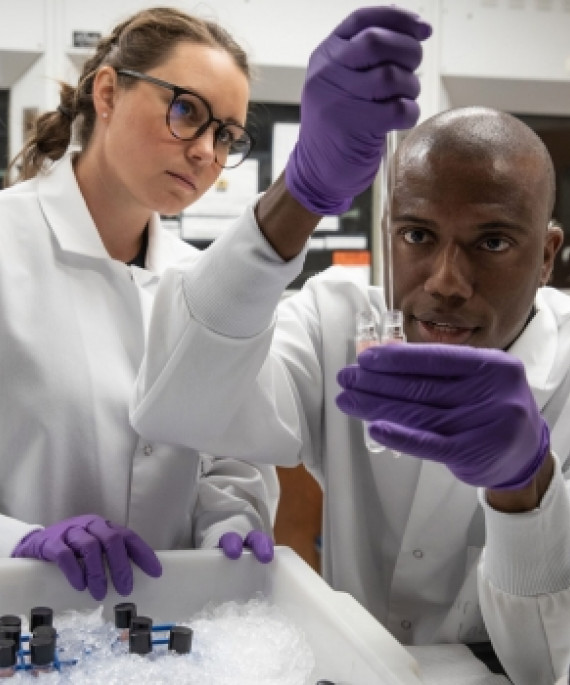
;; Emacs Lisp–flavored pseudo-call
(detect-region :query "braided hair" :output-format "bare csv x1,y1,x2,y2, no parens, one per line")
6,7,250,185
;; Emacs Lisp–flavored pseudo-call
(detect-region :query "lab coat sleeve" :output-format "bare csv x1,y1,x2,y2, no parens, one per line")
478,456,570,685
0,515,43,557
131,202,325,471
193,456,280,550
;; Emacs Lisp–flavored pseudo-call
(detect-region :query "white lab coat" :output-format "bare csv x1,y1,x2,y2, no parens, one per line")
0,154,277,558
133,201,570,685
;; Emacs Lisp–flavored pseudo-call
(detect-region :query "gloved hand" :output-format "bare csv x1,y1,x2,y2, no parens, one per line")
11,514,162,601
336,343,550,490
218,530,274,564
285,6,432,215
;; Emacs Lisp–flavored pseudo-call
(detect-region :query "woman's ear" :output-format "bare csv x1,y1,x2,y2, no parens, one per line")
92,66,118,120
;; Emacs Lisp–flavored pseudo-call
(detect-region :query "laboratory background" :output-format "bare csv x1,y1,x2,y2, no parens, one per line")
1,0,570,572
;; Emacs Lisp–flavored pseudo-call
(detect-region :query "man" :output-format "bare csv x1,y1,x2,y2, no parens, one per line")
131,8,570,685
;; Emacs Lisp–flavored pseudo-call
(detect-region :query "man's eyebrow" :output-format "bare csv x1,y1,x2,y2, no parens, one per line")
392,213,436,226
392,215,529,234
474,221,528,233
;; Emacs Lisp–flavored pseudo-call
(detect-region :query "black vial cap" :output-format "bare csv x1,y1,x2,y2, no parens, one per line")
0,638,16,668
33,625,57,641
114,602,137,630
30,635,56,666
30,607,53,632
130,616,152,632
129,629,152,655
0,616,21,629
168,626,193,654
0,625,20,644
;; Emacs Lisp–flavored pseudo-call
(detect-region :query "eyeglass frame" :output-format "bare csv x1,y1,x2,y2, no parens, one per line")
116,68,255,168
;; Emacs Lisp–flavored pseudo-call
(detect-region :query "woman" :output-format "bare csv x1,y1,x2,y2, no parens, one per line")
0,7,275,601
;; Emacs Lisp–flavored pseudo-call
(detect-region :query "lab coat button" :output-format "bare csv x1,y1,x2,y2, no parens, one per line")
401,620,411,630
143,444,153,456
413,549,424,559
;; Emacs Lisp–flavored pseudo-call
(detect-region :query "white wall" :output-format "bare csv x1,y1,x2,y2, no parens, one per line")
1,0,570,159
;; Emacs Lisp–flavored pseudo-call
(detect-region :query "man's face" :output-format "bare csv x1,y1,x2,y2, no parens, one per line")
390,147,558,349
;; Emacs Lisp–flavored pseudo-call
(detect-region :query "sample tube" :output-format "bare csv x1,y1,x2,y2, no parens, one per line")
129,630,152,656
0,618,20,649
0,639,16,679
130,616,152,633
29,607,53,634
29,635,56,674
355,311,382,452
114,602,137,642
355,310,406,455
168,626,193,654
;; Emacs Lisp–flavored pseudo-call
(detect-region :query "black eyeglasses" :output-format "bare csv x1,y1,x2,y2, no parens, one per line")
117,69,254,169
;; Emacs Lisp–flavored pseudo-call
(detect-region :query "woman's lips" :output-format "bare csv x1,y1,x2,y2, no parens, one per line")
415,318,477,344
166,171,197,191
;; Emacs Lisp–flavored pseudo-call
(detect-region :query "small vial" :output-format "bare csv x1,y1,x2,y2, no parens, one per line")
0,639,16,679
114,602,137,642
129,630,152,656
168,626,193,654
29,635,55,675
355,311,386,453
130,616,152,633
32,626,56,642
381,309,406,343
29,607,53,634
355,310,406,455
0,618,20,649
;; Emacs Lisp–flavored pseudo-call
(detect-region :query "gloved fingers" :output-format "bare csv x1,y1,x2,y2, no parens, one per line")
218,532,244,560
40,536,88,593
323,63,421,110
337,364,478,408
336,386,484,432
82,518,133,597
327,26,425,74
358,343,519,379
333,6,432,43
63,526,108,600
120,528,162,579
244,531,274,564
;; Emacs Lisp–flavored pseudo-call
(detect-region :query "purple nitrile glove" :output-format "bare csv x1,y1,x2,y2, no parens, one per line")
218,530,274,564
336,344,550,490
11,514,162,601
285,6,432,216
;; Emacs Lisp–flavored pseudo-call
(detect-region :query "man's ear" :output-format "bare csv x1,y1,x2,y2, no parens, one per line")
541,220,564,286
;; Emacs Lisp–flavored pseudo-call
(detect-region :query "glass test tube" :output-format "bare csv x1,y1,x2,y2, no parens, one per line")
355,310,406,455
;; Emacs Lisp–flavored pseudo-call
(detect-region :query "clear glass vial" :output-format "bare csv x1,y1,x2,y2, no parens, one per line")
355,310,406,454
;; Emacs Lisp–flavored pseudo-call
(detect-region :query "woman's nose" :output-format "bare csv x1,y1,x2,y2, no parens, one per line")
185,123,217,165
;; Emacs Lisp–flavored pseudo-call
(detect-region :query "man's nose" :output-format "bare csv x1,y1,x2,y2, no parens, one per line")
423,244,473,300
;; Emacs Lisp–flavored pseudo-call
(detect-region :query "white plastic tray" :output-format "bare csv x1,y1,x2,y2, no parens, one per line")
0,546,423,684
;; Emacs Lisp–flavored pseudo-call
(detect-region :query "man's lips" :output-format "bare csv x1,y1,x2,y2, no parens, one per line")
412,315,478,343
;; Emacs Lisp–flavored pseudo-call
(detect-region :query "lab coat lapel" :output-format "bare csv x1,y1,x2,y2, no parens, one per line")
38,153,109,260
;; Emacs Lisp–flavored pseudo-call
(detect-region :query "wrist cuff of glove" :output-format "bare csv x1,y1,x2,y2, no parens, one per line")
285,147,353,216
492,420,550,491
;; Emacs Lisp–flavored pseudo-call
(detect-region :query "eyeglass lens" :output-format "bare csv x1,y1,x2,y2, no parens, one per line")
169,95,251,168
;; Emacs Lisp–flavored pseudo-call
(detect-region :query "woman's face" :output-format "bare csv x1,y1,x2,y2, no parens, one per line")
97,41,250,217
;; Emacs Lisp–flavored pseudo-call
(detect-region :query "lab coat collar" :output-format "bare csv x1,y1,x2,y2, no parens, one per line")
38,152,184,279
38,152,109,260
509,287,570,406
